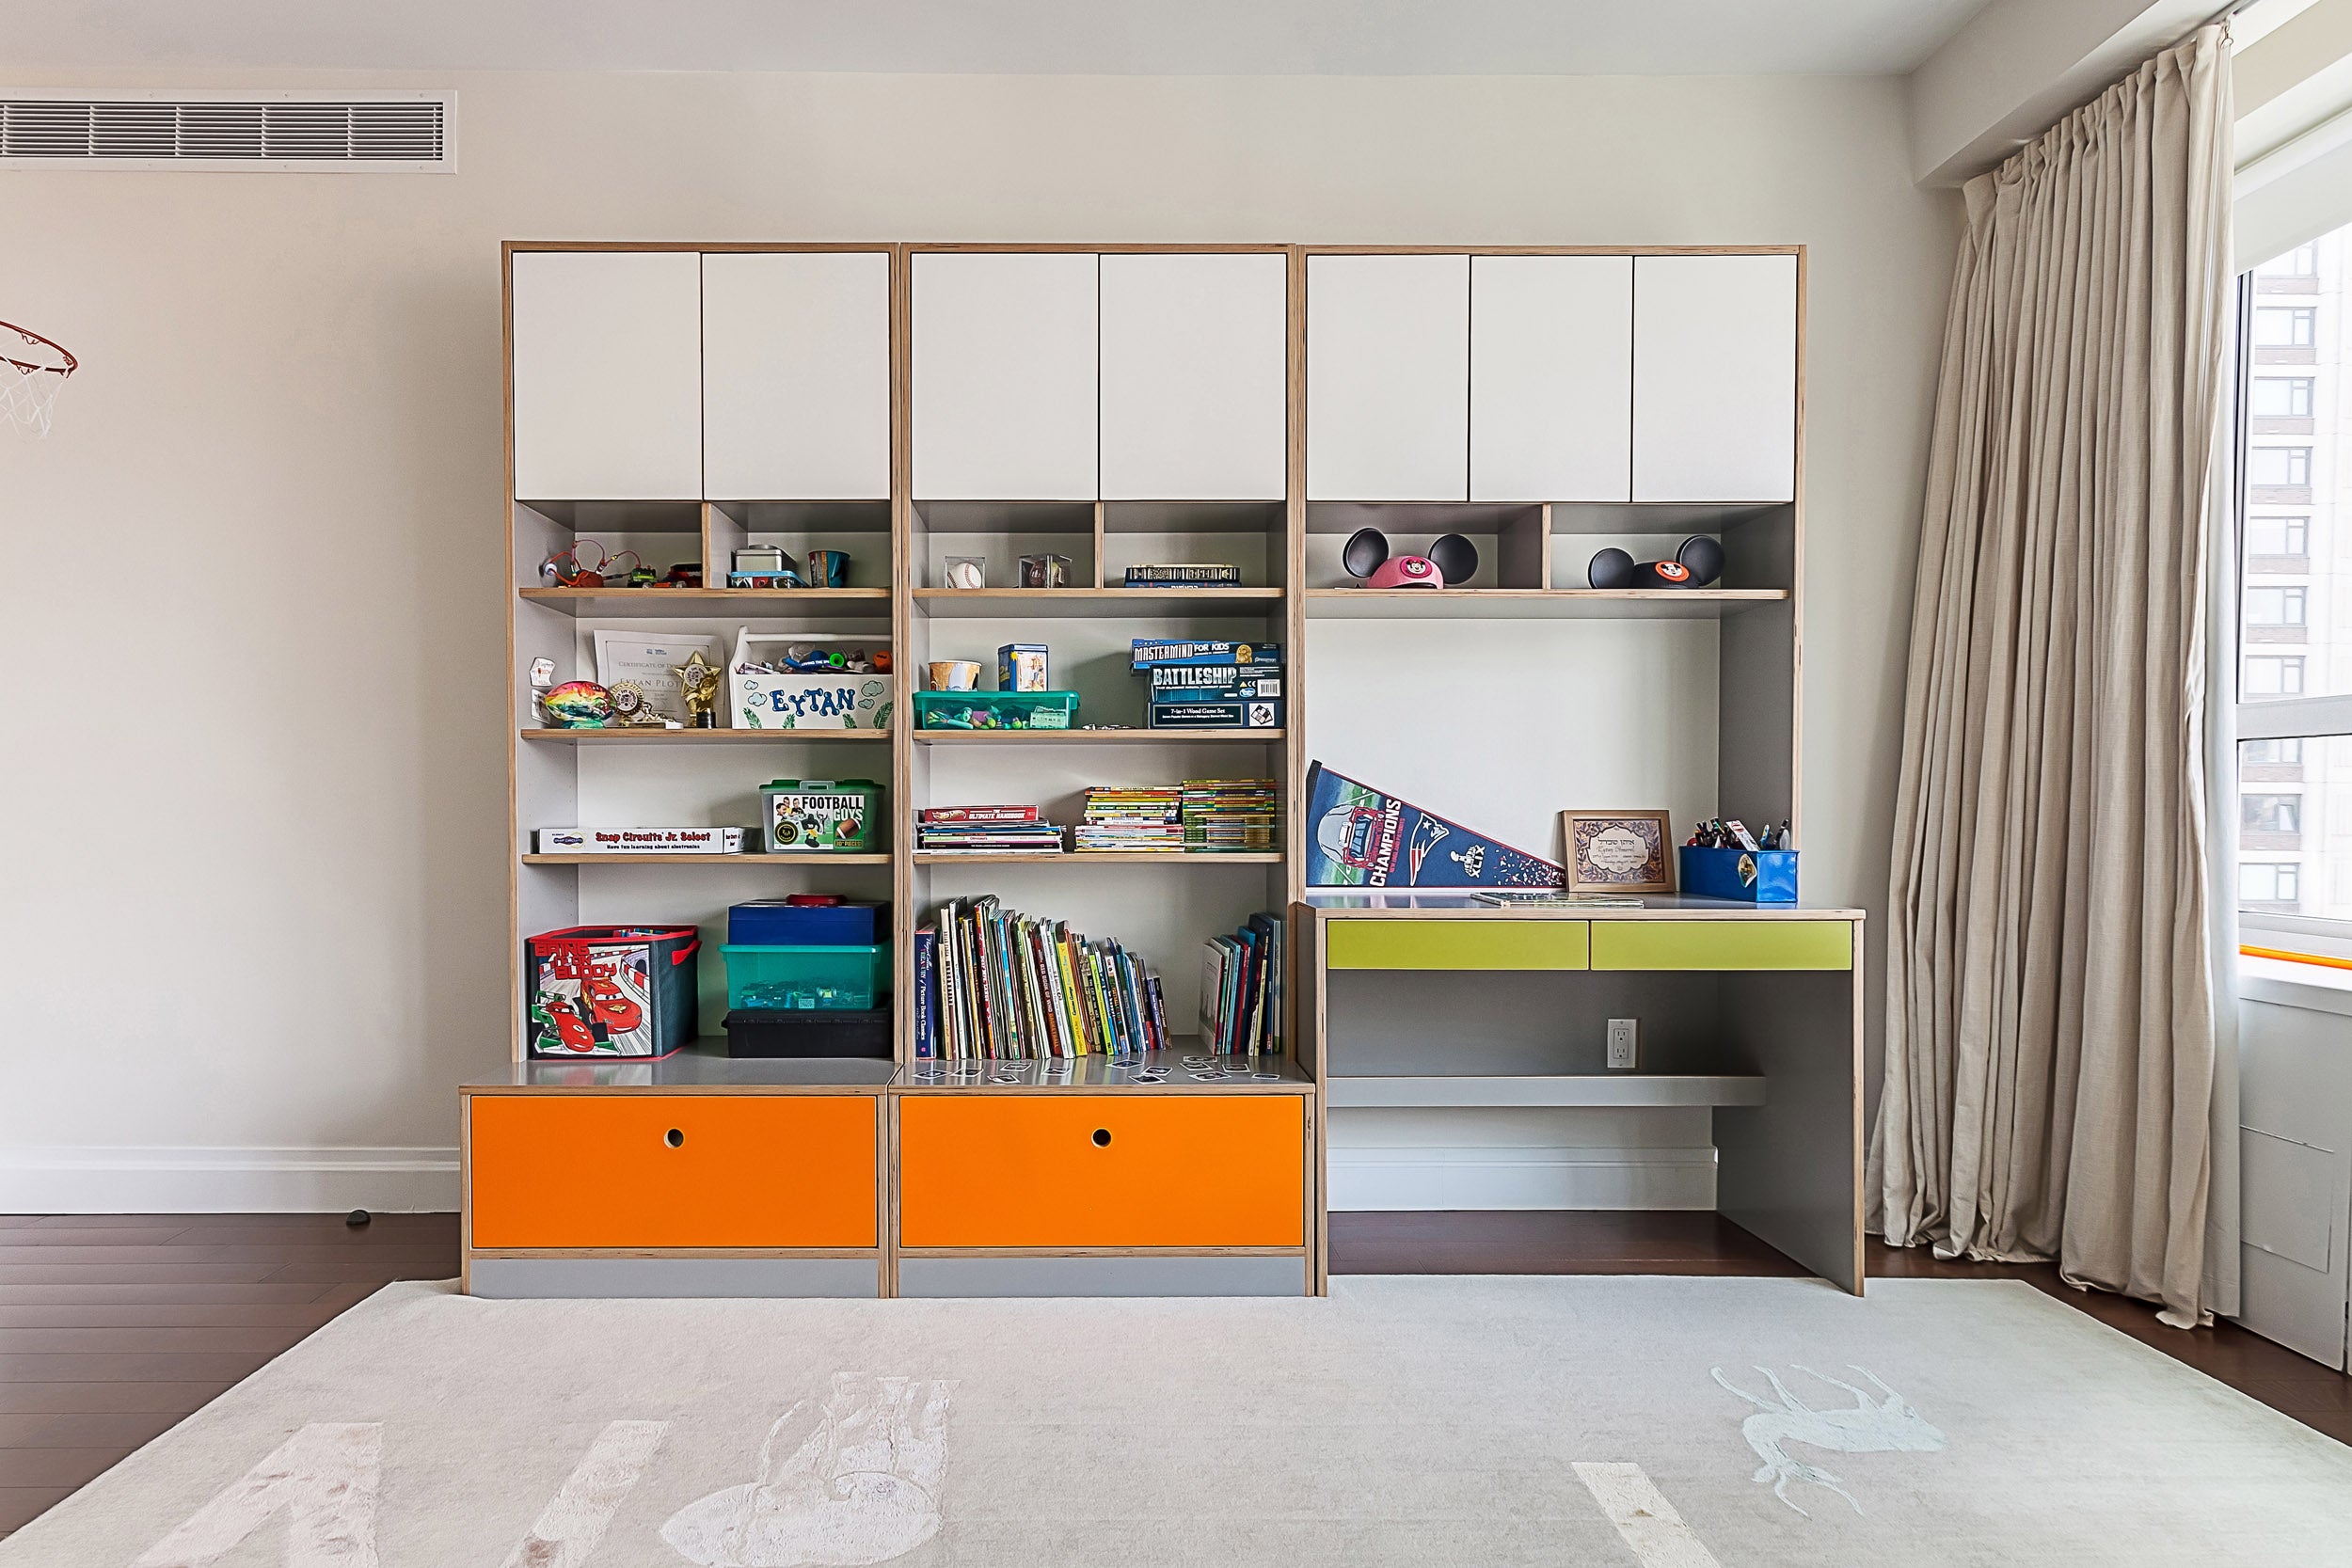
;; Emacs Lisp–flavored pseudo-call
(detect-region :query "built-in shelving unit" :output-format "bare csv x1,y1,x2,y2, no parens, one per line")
477,239,1809,1303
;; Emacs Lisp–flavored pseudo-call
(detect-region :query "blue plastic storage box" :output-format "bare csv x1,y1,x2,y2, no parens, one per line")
1677,846,1798,903
726,898,887,946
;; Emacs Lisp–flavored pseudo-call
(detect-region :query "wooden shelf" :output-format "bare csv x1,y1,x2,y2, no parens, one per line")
523,853,891,866
1325,1074,1767,1109
914,850,1282,865
914,587,1283,618
1304,588,1788,620
914,728,1285,744
520,727,889,743
520,587,892,618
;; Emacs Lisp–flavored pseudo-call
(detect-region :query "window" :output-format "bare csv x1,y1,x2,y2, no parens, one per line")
2251,377,2315,417
2247,586,2308,625
2242,862,2302,904
2256,307,2318,346
2245,738,2305,766
2244,794,2302,833
2248,515,2310,555
2249,447,2312,486
2260,244,2319,277
2247,656,2307,695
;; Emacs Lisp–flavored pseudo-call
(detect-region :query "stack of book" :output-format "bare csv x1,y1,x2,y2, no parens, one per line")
914,805,1064,854
1124,563,1243,588
914,895,1169,1059
1181,778,1281,852
1201,912,1283,1055
1131,639,1284,730
1071,786,1184,853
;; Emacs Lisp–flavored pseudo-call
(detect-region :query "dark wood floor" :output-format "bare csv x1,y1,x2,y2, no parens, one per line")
2,1211,2345,1541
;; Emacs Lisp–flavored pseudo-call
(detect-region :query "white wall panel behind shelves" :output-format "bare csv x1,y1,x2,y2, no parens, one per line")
913,250,1098,499
1307,253,1470,501
1632,253,1798,503
702,250,892,500
1470,254,1633,503
1100,251,1289,500
512,250,704,499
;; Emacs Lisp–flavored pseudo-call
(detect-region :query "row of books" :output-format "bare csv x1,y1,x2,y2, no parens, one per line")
1124,563,1243,586
1182,779,1281,852
916,788,1280,854
1072,785,1184,852
914,896,1169,1059
914,805,1064,854
1201,913,1283,1055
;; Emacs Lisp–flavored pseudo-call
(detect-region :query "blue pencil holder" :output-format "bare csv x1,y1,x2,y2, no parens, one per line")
1678,846,1798,903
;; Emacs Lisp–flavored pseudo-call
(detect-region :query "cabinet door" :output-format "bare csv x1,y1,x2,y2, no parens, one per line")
1099,252,1289,500
701,251,891,500
1470,255,1632,502
1306,253,1470,501
511,250,702,499
912,251,1097,500
1631,253,1799,503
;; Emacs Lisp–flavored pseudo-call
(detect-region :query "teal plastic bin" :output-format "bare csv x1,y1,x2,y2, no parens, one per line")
721,943,890,1010
913,690,1079,730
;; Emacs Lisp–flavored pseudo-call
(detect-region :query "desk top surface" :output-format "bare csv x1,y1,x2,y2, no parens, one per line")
1298,893,1865,920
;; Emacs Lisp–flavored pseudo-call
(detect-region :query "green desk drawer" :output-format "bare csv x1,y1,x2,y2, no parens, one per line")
1326,919,1589,971
1590,921,1851,971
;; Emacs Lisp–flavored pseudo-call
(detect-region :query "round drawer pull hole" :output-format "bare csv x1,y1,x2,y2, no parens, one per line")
1091,1128,1112,1148
664,1129,685,1148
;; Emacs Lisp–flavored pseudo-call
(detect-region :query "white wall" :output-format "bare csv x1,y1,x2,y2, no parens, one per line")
0,69,1957,1210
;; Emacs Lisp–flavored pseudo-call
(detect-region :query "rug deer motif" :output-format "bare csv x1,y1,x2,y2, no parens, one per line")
1710,1365,1945,1516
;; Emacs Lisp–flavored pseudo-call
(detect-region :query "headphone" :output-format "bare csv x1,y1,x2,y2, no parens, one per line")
1343,529,1480,590
1587,536,1726,590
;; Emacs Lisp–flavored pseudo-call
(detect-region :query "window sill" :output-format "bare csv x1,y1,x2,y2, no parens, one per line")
2241,956,2352,1018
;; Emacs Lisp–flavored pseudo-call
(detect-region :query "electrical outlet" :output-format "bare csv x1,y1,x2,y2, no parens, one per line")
1606,1018,1639,1071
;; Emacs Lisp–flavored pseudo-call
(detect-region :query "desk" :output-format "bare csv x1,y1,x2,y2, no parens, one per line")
1295,895,1866,1294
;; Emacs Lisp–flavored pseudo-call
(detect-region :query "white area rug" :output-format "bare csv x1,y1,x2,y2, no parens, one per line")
6,1276,2349,1566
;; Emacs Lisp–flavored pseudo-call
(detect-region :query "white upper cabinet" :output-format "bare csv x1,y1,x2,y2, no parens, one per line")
1307,253,1470,501
511,251,704,499
1099,252,1289,501
701,251,892,500
912,252,1098,500
1470,255,1633,503
1631,253,1799,503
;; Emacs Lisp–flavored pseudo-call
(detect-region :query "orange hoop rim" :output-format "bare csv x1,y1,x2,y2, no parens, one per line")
1,320,75,378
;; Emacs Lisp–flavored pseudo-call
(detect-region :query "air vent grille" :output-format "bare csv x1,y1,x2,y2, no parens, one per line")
1,97,449,167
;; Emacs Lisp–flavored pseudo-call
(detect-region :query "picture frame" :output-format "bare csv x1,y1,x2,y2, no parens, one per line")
1560,810,1677,895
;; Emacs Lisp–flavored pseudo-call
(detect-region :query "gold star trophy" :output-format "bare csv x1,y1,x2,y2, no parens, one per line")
674,650,722,729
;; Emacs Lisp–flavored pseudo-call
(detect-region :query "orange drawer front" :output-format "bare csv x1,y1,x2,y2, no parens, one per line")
469,1094,877,1250
898,1094,1305,1249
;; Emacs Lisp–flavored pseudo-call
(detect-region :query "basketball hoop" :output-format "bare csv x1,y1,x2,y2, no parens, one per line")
2,320,76,437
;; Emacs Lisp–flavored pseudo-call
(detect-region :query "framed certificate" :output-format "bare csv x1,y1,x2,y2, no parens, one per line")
1561,810,1676,895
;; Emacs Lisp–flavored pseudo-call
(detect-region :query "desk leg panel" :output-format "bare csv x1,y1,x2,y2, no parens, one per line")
1712,966,1864,1294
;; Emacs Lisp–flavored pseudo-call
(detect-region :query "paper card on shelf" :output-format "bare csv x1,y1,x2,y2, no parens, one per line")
1304,762,1565,889
535,827,747,854
592,631,721,723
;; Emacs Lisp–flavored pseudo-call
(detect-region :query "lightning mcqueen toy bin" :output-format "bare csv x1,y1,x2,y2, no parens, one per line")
523,925,701,1059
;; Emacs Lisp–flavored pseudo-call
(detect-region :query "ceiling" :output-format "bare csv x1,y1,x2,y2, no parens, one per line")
3,0,1996,77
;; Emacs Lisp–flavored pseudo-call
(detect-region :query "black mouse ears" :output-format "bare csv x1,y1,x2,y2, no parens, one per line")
1426,534,1479,583
1587,535,1726,589
1343,528,1481,582
1343,528,1390,578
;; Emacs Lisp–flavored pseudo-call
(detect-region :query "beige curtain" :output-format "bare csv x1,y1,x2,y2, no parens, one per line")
1875,25,2233,1327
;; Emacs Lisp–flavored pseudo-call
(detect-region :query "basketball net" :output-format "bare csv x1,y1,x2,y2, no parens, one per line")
2,321,75,437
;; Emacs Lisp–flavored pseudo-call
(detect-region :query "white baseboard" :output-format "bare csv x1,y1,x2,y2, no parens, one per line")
1328,1145,1717,1211
0,1147,460,1213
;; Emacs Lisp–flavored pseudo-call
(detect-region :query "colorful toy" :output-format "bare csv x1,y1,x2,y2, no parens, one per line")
1342,529,1478,590
540,680,613,728
540,539,641,588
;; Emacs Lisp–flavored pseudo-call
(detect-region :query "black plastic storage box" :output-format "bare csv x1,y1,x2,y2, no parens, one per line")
723,1007,892,1059
524,925,700,1059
